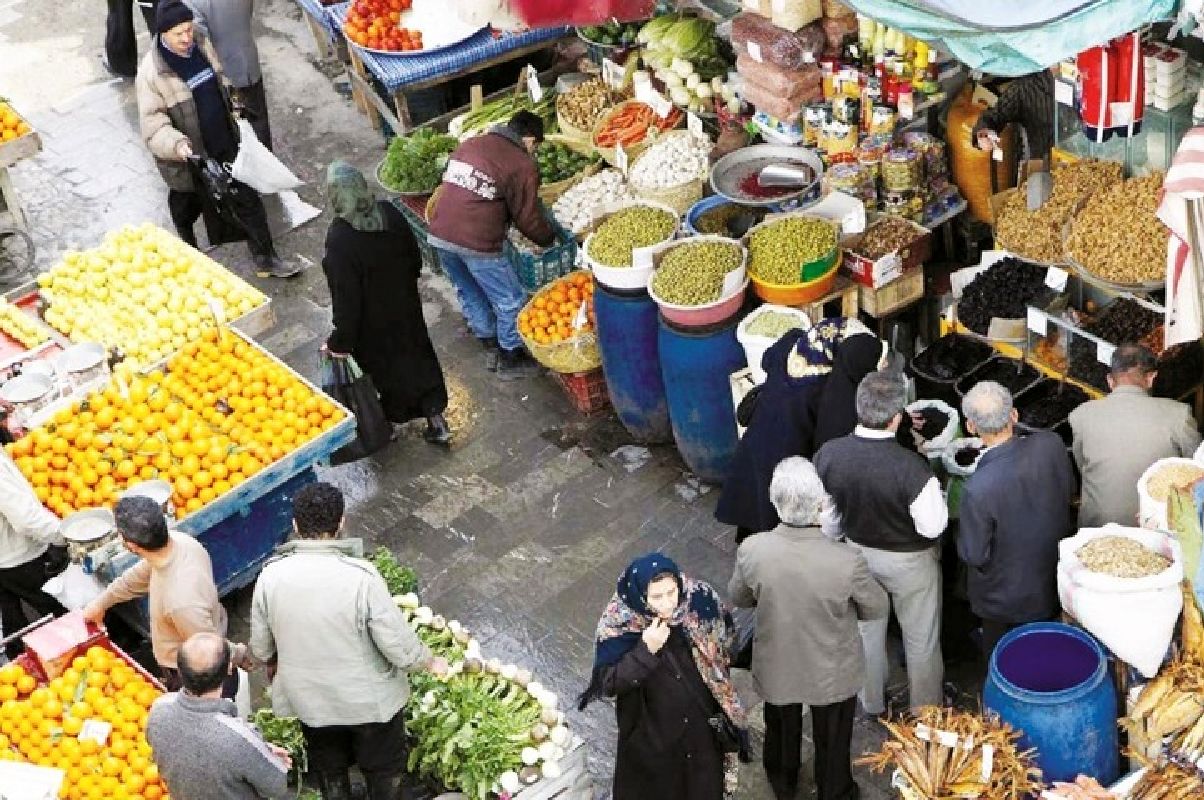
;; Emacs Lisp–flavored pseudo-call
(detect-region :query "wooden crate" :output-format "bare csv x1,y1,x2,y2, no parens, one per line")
859,268,923,318
796,273,859,320
0,129,41,170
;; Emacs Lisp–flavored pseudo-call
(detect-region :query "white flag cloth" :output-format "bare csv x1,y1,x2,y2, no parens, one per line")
1156,127,1204,347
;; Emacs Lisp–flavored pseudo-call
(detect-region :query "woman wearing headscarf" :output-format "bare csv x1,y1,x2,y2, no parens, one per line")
715,317,846,543
579,553,749,800
321,161,451,444
812,325,888,451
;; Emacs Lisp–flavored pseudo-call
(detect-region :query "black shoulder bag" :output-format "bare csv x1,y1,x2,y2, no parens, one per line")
663,645,750,762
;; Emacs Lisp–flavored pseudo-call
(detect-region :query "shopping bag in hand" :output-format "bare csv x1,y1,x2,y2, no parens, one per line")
230,119,301,194
321,355,393,464
729,606,755,670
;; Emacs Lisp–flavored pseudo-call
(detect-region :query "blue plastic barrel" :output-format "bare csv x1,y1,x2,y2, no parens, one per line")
983,622,1118,786
593,282,673,444
657,315,746,484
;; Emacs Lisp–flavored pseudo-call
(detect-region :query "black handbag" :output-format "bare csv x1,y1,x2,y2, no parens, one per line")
663,645,750,762
729,607,755,671
320,355,393,464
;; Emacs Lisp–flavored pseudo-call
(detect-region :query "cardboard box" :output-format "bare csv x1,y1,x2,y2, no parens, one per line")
859,268,924,317
842,216,932,288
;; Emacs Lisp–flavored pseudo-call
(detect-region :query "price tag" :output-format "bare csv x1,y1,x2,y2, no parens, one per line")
914,723,932,742
602,58,624,89
992,146,1004,162
936,729,959,748
1026,307,1048,335
615,143,628,175
114,371,130,400
747,41,764,64
526,65,543,103
79,719,112,746
632,244,655,270
772,0,785,9
1044,266,1069,292
687,112,704,138
898,92,914,120
1055,79,1074,106
981,744,994,782
647,89,673,119
1097,340,1116,366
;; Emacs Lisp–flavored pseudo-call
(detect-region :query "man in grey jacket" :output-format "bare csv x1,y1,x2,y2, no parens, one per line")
147,632,290,800
186,0,272,148
251,482,445,800
729,457,888,800
1069,343,1201,527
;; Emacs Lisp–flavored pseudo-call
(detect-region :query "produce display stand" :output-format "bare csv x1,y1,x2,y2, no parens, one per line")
0,291,65,370
294,0,344,62
325,2,570,135
0,103,41,279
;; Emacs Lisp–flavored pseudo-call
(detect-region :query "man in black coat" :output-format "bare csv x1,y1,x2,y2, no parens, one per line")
959,381,1077,658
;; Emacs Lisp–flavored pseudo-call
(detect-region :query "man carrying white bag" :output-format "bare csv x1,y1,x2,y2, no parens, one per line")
1057,525,1184,678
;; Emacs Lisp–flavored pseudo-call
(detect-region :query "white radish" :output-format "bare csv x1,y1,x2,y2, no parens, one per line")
499,771,521,793
521,746,540,766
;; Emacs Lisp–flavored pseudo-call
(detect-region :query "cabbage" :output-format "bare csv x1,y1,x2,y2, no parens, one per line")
637,13,680,46
663,18,714,59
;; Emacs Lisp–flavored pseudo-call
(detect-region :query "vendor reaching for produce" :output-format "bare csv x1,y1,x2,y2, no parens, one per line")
958,382,1076,659
1068,344,1201,528
250,483,448,800
429,111,555,380
972,70,1055,165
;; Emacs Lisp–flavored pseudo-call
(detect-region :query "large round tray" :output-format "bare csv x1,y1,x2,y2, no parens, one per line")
343,0,485,58
1061,212,1166,293
710,145,824,208
374,158,437,198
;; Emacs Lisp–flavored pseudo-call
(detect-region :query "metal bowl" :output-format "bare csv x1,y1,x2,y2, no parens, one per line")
710,145,824,208
59,342,106,374
61,508,116,545
0,372,54,406
120,480,176,517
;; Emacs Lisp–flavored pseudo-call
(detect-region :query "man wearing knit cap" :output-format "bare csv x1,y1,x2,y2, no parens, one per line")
135,0,299,278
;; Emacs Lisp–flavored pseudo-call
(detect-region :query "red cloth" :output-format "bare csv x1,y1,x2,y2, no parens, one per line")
1076,32,1144,142
509,0,652,26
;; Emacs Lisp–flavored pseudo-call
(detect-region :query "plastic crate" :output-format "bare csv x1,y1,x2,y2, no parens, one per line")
551,368,610,414
504,219,579,293
391,197,443,276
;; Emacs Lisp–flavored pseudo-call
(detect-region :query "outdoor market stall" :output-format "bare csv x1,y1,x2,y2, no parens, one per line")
0,96,38,282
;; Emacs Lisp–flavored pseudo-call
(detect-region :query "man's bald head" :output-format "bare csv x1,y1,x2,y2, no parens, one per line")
177,633,230,695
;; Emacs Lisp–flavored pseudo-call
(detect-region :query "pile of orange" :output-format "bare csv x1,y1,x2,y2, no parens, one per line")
0,646,169,799
5,328,345,519
517,272,596,346
0,101,32,143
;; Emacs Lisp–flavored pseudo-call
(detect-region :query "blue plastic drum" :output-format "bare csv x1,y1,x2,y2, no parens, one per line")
592,282,673,444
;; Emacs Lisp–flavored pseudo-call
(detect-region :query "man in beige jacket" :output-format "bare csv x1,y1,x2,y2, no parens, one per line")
1069,344,1201,528
136,0,297,277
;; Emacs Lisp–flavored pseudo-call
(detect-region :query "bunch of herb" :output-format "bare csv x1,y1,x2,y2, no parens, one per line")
379,128,457,193
371,546,419,595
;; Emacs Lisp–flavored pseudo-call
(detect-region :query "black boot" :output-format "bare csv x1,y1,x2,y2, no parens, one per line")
478,337,500,372
422,413,452,446
362,770,402,800
319,771,354,800
496,347,540,381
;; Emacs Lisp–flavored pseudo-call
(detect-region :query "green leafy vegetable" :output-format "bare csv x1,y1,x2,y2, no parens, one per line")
535,141,598,184
379,129,458,194
371,546,419,595
251,705,309,788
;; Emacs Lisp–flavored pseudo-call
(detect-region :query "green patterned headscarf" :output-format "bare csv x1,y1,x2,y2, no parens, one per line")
325,160,384,232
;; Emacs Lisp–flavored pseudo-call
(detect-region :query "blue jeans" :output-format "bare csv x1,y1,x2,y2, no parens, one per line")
436,249,526,352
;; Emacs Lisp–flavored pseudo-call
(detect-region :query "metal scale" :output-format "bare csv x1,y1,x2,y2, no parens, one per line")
59,480,174,583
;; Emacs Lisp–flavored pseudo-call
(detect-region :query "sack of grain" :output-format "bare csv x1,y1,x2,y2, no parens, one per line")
1057,525,1183,677
736,55,822,97
731,13,825,71
1138,457,1204,530
741,78,823,123
772,0,822,31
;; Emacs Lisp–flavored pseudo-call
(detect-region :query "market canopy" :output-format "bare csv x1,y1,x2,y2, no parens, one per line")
838,0,1177,75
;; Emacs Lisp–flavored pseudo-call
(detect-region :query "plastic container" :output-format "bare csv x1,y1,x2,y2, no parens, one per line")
736,304,811,384
593,282,673,443
749,258,839,305
1137,457,1204,530
503,220,580,294
658,314,747,484
1014,380,1090,446
684,195,769,238
983,622,1119,786
550,368,611,414
954,355,1044,399
583,200,680,291
646,236,749,328
907,334,995,407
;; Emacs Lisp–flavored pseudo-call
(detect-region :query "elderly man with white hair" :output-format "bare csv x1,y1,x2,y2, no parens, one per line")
959,381,1076,658
729,457,888,800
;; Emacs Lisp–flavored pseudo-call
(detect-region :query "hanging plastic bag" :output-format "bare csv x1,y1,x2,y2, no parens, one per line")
42,563,105,611
230,119,302,195
906,398,961,461
320,355,393,464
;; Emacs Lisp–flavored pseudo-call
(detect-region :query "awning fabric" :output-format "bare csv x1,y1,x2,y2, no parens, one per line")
838,0,1177,75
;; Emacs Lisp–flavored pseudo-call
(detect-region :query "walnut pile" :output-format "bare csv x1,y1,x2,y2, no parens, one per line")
1067,173,1169,285
995,160,1123,262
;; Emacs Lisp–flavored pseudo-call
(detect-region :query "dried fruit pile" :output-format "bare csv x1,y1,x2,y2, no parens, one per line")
958,258,1058,335
994,160,1123,262
1068,298,1162,390
910,334,994,381
1067,173,1168,285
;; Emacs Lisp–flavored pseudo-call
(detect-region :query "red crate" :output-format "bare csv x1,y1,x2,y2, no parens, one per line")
551,368,610,414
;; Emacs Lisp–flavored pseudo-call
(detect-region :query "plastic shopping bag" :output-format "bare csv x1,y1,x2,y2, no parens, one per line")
320,355,393,464
42,563,105,611
230,119,301,194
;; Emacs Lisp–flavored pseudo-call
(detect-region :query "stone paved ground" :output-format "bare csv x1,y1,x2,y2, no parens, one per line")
0,2,973,796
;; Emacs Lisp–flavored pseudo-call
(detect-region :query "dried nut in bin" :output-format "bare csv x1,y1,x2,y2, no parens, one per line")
586,206,677,267
650,241,743,306
994,160,1123,262
748,217,836,284
1067,173,1168,284
854,216,920,260
556,78,615,131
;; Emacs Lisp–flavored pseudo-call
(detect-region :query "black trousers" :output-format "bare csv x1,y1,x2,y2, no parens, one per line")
763,697,858,800
0,553,67,659
168,182,274,258
302,708,408,793
232,81,273,153
104,0,156,77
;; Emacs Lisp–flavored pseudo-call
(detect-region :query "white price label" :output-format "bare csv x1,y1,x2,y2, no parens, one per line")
602,58,624,89
914,723,932,742
747,41,763,63
79,719,112,746
1044,266,1069,292
981,744,994,782
648,89,673,119
1026,307,1048,335
772,0,785,9
206,295,227,326
1097,340,1116,366
1055,79,1074,106
615,143,628,175
936,729,959,748
114,371,130,399
632,244,655,270
992,146,1004,162
526,65,543,103
898,92,914,120
687,112,704,138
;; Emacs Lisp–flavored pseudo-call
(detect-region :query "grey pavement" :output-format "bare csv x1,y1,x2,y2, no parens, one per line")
0,1,935,797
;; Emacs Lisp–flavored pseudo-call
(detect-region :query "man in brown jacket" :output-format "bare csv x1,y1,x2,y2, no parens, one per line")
136,0,297,277
428,111,555,379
